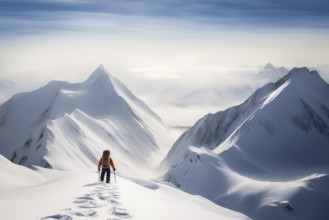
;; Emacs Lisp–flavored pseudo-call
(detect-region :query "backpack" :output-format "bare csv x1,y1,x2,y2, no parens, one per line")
102,150,110,166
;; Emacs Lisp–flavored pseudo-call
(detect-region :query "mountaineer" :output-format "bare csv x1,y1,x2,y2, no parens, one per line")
98,150,116,183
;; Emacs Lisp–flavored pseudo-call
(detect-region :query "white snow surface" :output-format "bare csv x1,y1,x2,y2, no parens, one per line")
0,159,250,220
0,66,250,220
1,65,329,220
0,154,46,192
0,65,176,177
164,67,329,220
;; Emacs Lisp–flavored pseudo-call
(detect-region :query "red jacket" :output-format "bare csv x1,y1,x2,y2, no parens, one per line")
98,157,116,170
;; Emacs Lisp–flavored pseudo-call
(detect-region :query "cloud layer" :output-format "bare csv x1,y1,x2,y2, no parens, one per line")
1,0,329,36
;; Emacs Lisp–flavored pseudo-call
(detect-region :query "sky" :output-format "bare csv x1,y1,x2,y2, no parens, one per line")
1,0,329,125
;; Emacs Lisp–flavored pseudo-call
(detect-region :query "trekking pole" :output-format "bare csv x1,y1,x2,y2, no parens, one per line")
114,170,117,184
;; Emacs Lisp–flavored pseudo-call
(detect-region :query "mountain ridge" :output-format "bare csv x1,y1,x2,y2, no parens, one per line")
165,67,329,167
0,66,174,176
163,67,329,219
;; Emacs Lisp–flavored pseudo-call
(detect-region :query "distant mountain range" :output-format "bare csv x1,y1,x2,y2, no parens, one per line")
171,63,289,108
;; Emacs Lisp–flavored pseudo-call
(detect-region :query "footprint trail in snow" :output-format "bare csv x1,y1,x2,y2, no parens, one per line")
41,182,132,220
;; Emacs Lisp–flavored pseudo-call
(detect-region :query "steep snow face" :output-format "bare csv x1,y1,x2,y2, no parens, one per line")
164,67,329,220
164,81,278,169
212,68,329,178
165,67,329,176
0,65,174,176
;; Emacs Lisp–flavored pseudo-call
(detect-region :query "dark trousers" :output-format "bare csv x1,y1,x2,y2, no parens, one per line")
100,168,111,183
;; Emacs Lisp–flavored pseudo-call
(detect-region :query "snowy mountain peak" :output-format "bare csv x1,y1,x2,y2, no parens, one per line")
258,63,289,79
0,65,174,175
288,67,312,77
84,64,111,86
164,66,329,175
263,62,287,71
281,67,327,89
264,62,275,69
163,67,329,219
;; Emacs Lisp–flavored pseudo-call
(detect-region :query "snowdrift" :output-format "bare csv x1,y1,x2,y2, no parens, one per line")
0,155,46,192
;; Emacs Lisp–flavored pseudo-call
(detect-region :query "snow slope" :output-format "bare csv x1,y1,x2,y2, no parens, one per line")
0,65,251,220
0,154,46,192
0,65,175,177
0,159,250,220
163,67,329,220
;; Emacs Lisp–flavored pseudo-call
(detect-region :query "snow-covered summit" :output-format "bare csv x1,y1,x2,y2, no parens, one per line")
281,67,327,88
163,67,329,220
84,64,112,87
258,62,289,79
165,67,329,169
0,66,174,176
264,62,276,69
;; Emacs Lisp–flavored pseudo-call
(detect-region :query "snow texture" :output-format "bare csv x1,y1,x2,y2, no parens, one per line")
0,163,249,220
